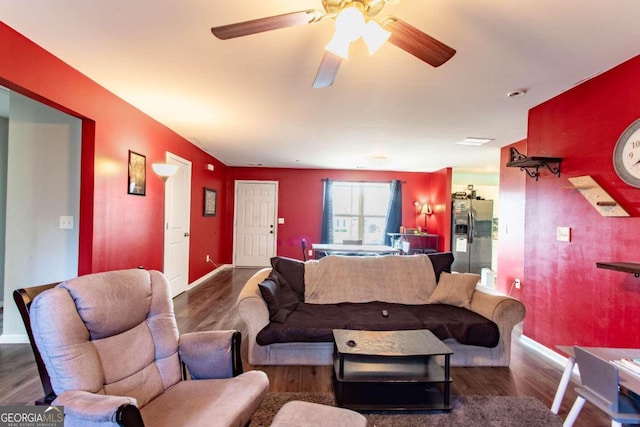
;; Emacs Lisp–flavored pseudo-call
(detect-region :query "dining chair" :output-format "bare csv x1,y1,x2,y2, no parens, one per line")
301,238,308,261
342,239,362,245
563,346,640,427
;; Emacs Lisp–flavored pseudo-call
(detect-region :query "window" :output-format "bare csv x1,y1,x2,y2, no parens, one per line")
332,182,390,244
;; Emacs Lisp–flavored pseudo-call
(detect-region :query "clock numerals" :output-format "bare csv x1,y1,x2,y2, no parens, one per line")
614,120,640,187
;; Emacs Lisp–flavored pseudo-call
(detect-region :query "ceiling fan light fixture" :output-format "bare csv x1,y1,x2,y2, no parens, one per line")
325,33,352,59
334,6,365,42
362,20,391,54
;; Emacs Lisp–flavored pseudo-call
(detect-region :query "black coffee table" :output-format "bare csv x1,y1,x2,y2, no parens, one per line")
332,329,453,411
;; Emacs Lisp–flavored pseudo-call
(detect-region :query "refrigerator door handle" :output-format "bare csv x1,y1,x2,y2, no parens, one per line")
468,209,475,244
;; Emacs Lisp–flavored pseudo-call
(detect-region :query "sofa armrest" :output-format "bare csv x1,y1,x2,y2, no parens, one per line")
179,330,242,379
53,390,142,426
469,289,526,332
237,268,272,336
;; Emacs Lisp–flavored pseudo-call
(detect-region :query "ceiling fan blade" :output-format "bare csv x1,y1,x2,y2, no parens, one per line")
211,10,323,40
312,51,342,89
382,17,456,67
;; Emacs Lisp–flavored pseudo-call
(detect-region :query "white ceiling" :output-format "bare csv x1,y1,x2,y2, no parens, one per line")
2,1,640,173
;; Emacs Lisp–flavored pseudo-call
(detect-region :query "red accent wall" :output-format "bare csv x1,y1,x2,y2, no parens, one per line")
225,168,452,260
507,55,640,350
0,22,228,283
497,139,526,299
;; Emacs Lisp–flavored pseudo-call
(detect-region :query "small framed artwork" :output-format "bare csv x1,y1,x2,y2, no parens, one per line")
128,150,146,196
204,187,217,216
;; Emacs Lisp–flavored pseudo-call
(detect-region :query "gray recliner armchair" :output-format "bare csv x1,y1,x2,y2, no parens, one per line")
22,269,269,427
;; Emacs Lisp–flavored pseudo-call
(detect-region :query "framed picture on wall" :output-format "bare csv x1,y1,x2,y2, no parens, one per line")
128,150,146,196
204,187,216,216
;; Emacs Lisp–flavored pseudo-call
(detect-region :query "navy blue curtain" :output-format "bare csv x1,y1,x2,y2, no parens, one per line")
384,180,402,246
320,179,334,244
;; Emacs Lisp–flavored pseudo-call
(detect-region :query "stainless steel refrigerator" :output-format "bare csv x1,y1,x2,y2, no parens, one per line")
451,199,493,274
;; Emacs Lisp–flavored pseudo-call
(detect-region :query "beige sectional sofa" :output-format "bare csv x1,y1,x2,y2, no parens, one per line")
237,253,525,367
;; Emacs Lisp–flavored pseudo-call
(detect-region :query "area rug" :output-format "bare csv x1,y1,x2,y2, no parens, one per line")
250,392,563,426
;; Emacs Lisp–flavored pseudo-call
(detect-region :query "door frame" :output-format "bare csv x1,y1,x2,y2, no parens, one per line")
233,180,278,267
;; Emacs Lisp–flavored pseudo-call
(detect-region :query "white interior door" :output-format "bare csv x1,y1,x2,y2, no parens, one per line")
234,181,278,267
163,153,191,297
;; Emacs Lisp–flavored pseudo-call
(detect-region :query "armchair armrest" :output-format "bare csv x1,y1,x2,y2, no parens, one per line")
178,330,242,379
53,390,142,426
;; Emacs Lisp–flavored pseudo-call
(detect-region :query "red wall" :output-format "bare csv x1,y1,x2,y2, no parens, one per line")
0,22,227,283
496,139,526,300
225,168,452,260
506,55,640,350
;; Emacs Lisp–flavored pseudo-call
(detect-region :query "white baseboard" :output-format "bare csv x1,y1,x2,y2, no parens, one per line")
186,264,232,292
519,333,579,378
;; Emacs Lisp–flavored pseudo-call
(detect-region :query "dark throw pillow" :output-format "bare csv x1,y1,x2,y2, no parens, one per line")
427,252,454,282
270,256,305,301
258,274,299,323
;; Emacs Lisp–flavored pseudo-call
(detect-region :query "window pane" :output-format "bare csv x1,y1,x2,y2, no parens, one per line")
333,216,359,243
363,185,390,215
364,217,386,244
333,185,358,214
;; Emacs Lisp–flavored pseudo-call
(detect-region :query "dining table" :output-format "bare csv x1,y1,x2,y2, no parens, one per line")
311,243,400,257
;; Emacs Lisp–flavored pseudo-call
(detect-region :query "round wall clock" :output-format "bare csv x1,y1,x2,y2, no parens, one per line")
613,118,640,188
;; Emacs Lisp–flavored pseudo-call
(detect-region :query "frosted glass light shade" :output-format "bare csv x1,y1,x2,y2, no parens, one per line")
152,163,178,178
325,34,352,59
363,20,391,54
334,6,365,42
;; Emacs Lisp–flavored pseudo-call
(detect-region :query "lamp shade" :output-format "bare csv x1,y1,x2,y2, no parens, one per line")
420,203,432,215
152,163,178,178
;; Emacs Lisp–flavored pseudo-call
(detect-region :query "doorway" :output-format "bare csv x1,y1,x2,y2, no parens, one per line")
163,152,192,297
1,88,81,342
234,181,278,267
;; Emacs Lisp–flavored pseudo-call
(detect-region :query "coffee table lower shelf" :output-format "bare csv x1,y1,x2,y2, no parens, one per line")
333,356,452,411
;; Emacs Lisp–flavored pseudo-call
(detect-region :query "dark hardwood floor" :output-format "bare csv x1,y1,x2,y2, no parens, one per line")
0,267,607,425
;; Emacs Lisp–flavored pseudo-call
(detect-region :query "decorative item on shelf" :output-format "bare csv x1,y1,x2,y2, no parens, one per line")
152,163,178,182
506,147,562,181
203,187,217,216
567,175,629,217
128,150,146,196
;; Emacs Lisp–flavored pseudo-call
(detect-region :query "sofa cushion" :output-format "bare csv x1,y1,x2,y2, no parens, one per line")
405,304,499,348
270,257,305,301
428,272,479,309
256,301,499,348
304,255,436,305
258,272,299,323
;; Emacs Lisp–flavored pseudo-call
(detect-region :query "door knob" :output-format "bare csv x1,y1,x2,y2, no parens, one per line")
184,232,190,237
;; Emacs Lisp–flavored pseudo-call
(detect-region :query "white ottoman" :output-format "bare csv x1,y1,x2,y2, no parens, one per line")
271,401,367,427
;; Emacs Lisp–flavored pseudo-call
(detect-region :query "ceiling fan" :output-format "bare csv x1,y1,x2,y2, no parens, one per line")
211,0,456,89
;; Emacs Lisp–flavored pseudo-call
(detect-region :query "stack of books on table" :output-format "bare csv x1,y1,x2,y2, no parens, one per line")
612,358,640,377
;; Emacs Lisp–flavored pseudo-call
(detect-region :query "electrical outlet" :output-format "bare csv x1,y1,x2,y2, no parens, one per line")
514,278,521,289
206,254,211,263
308,250,313,257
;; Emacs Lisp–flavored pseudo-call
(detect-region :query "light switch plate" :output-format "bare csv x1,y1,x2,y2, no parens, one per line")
278,218,285,224
557,226,571,242
59,216,74,229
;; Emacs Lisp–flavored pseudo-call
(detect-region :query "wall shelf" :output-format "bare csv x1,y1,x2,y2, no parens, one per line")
506,147,562,180
596,262,640,278
567,175,630,217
